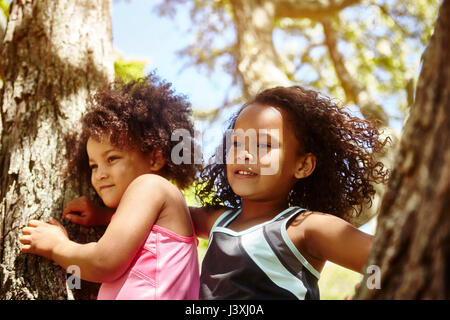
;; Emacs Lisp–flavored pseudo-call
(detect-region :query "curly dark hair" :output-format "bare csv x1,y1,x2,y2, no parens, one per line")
66,73,200,190
195,86,390,221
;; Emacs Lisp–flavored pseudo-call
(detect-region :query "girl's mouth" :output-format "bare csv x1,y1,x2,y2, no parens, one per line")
234,169,258,178
99,185,114,191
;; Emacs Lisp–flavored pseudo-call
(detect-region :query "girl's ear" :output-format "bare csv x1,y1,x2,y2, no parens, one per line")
294,153,316,179
149,150,166,171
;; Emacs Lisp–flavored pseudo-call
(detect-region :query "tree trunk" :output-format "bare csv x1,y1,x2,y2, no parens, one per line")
0,0,113,299
356,0,450,299
230,0,291,99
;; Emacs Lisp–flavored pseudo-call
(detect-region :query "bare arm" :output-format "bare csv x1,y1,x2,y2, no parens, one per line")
22,174,171,282
302,213,373,273
189,206,230,239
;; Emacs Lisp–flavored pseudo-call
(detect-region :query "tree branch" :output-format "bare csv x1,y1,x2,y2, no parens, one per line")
275,0,362,20
321,17,390,127
229,0,291,98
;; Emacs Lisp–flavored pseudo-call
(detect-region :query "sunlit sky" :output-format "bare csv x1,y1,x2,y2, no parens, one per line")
112,1,230,111
112,0,233,159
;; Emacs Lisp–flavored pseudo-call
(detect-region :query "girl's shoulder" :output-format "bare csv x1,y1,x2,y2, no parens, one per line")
205,205,234,223
129,174,194,237
288,210,373,273
289,210,352,239
290,208,346,223
288,211,352,272
190,205,232,218
131,173,180,191
126,174,185,205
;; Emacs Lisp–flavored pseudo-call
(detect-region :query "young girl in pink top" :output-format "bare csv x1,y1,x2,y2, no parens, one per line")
19,74,200,300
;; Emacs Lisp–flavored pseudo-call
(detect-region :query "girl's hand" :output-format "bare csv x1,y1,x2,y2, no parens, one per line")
20,218,70,260
62,196,113,227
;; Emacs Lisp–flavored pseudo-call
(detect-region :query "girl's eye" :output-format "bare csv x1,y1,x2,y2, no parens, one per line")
233,141,242,148
108,156,119,163
89,164,98,170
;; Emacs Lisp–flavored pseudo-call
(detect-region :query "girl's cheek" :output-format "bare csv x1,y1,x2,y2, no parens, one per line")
226,164,233,180
90,174,97,189
225,151,233,165
259,150,280,176
226,148,241,165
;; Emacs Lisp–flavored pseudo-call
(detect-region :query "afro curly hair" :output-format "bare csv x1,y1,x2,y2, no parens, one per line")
66,72,200,191
195,86,391,221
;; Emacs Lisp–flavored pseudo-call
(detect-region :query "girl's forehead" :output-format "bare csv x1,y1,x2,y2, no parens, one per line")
235,103,286,130
234,103,301,150
87,136,113,148
86,136,120,154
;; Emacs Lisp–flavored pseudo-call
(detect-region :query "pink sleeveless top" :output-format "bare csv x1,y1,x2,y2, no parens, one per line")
97,224,200,300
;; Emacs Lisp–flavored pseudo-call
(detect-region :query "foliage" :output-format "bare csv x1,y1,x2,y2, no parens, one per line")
182,183,200,207
0,0,9,18
114,57,147,83
318,262,362,300
182,184,209,268
155,0,441,126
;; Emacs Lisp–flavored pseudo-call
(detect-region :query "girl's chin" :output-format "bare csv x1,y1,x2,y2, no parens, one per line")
101,198,120,209
231,188,259,199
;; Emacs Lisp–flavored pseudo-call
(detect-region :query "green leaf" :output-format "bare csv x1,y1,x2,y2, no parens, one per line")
114,58,147,83
0,0,9,18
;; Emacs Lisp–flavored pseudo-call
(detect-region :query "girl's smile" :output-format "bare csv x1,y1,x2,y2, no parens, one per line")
233,166,258,178
87,137,157,208
99,185,114,190
226,103,305,202
98,184,115,193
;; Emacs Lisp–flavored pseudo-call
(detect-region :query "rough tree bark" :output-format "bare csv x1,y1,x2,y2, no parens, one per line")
356,0,450,299
0,0,114,299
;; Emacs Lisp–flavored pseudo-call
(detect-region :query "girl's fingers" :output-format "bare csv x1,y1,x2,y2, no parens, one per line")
63,201,80,215
19,235,32,244
22,227,33,235
63,207,77,216
63,197,89,215
21,244,32,253
28,220,42,227
64,213,87,226
62,211,75,220
48,217,62,226
62,209,83,220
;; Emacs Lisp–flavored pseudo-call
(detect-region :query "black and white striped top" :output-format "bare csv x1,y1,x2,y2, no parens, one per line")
199,206,320,300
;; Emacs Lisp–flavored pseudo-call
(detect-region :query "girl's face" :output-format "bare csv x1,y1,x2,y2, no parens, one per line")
226,103,315,203
86,137,156,208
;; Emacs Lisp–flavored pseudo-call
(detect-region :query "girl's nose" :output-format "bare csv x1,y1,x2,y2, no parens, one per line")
244,151,254,162
237,149,255,164
94,167,108,180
